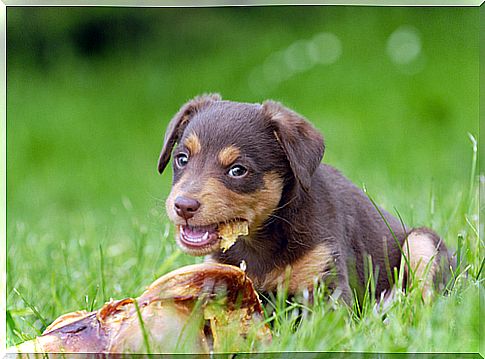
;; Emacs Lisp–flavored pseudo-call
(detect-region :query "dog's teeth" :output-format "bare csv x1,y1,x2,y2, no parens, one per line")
180,226,213,244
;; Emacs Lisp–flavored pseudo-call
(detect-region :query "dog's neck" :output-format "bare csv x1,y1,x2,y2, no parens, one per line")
211,184,319,281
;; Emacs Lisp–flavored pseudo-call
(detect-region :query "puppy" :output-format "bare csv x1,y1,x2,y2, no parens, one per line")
157,94,451,303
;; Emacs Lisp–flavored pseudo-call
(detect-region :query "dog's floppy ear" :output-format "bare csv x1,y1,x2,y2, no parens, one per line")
262,100,324,193
157,93,222,174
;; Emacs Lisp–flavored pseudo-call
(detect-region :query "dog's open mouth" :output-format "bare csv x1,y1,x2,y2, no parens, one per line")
178,220,249,254
180,224,219,247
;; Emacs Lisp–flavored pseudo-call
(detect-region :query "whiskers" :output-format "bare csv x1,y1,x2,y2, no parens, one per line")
272,194,299,212
148,192,168,204
266,213,312,248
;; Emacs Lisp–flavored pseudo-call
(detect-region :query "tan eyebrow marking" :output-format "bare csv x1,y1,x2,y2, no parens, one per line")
218,145,241,167
184,133,201,155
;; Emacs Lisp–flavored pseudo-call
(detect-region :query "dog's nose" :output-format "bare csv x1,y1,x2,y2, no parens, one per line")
174,196,201,220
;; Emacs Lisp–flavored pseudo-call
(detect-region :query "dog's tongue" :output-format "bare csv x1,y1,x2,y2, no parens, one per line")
180,224,218,246
184,225,214,237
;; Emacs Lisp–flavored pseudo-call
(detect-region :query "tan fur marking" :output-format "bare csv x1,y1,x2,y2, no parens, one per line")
254,244,333,294
184,133,201,155
218,146,241,167
403,232,438,298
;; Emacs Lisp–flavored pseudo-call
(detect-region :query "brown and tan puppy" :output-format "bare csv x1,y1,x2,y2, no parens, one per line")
157,94,452,304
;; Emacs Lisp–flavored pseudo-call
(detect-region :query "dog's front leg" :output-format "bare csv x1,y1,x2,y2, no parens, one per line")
330,268,353,305
316,253,353,305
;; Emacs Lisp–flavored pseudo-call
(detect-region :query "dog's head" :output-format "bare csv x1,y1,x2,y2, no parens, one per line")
158,94,324,256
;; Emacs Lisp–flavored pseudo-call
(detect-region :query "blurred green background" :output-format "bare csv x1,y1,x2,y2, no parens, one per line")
7,7,478,216
6,6,480,350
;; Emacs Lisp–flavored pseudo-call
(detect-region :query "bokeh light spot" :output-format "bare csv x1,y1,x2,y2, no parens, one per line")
308,32,342,65
387,25,422,65
248,32,342,94
284,40,314,72
263,50,287,84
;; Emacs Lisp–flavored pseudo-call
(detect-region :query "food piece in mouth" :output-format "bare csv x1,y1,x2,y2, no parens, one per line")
219,221,249,252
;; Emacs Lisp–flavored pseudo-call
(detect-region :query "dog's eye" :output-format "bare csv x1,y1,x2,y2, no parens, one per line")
175,153,189,168
228,165,248,178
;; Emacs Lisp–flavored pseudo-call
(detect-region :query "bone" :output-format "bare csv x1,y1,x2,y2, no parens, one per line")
8,263,271,356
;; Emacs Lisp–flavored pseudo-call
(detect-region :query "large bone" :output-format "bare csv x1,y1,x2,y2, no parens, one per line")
8,263,271,356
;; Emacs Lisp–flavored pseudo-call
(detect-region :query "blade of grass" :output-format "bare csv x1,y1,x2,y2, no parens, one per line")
133,300,151,354
99,244,106,303
61,240,71,283
89,285,100,312
429,178,436,217
467,133,477,205
455,234,464,280
49,271,66,312
381,232,394,292
13,288,48,329
154,249,182,279
6,310,21,342
475,257,484,280
394,206,411,290
363,185,412,280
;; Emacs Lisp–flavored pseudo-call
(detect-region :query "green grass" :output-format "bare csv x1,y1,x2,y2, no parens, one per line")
6,6,482,354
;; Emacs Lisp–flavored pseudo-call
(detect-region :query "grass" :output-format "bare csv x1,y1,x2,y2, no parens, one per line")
6,6,482,354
